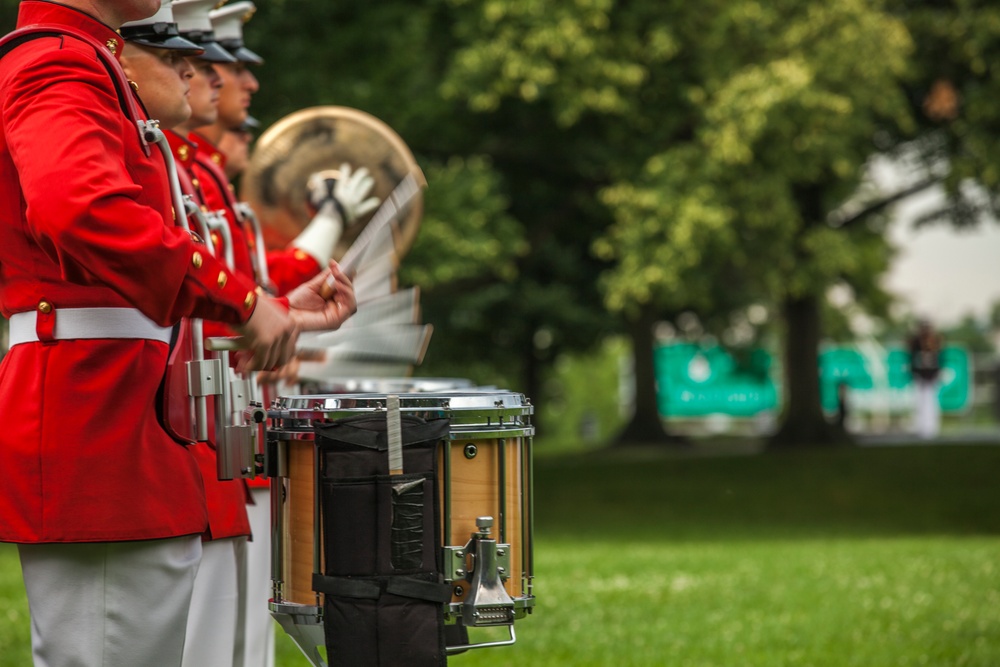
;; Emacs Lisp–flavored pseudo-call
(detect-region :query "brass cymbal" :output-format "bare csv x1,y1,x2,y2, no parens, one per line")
241,106,425,261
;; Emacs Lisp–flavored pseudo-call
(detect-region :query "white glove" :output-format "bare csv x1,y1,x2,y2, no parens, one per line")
290,204,344,266
293,165,380,266
307,164,380,225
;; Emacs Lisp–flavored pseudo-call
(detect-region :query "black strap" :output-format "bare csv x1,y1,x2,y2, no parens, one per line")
195,152,241,210
316,415,451,451
0,29,132,121
312,574,380,600
313,574,452,604
385,577,453,604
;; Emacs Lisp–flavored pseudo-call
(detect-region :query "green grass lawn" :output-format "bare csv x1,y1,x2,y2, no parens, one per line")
2,443,999,666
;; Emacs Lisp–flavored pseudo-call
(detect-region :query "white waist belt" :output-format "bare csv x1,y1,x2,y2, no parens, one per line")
8,307,172,347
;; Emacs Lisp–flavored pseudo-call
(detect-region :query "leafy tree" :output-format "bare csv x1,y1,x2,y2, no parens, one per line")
887,0,1000,225
245,1,617,418
433,0,921,445
442,0,1000,446
941,315,996,355
3,0,995,448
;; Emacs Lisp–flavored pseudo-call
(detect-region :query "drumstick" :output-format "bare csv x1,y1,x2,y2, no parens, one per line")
386,394,403,476
318,273,338,300
208,174,423,351
318,173,421,300
340,173,420,276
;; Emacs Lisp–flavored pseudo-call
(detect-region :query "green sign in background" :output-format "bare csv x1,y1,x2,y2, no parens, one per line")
654,342,971,418
818,345,971,414
653,343,778,417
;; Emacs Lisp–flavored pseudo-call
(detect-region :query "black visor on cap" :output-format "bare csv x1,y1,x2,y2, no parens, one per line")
233,45,263,64
121,23,205,55
217,38,264,65
192,40,238,63
178,30,237,63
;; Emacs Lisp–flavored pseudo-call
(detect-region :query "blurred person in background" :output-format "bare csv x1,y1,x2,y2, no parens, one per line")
908,318,944,440
202,9,378,664
218,114,258,180
129,1,253,664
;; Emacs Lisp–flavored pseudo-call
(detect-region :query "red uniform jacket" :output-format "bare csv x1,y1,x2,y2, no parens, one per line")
267,246,323,297
188,133,257,281
0,2,262,543
188,132,322,296
188,134,324,490
167,129,252,539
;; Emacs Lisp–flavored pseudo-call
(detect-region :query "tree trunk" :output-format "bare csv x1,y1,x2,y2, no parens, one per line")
769,293,852,447
614,306,686,446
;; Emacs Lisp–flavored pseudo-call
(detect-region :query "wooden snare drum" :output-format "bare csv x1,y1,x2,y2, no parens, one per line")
265,389,535,658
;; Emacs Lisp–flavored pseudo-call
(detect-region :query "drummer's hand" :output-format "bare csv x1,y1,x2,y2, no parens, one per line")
256,356,301,386
257,349,328,385
236,295,299,372
286,261,357,331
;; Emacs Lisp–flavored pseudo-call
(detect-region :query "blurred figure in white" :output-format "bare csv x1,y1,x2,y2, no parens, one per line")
908,318,943,439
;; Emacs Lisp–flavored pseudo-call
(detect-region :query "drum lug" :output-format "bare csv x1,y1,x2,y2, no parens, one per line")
495,545,511,579
266,432,287,478
442,546,466,582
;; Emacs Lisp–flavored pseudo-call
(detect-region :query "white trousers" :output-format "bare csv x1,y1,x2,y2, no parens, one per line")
914,379,941,440
182,537,245,667
19,536,201,667
241,488,276,667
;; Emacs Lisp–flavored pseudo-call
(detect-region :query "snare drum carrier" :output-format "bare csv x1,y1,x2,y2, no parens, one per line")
265,390,535,666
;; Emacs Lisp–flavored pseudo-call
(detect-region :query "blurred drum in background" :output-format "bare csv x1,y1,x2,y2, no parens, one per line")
241,106,424,261
299,376,476,396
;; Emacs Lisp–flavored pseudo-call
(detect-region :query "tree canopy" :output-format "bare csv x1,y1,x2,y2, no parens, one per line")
182,0,1000,441
2,0,997,445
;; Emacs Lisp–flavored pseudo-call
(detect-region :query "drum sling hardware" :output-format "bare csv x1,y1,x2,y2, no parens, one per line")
233,201,274,293
144,120,217,444
205,342,261,480
457,516,515,628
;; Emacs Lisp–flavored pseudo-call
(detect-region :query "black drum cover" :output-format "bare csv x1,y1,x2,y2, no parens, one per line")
313,414,451,666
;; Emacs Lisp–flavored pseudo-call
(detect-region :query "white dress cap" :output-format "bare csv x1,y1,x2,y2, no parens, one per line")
210,1,257,43
173,0,218,34
120,0,203,53
121,0,176,30
172,0,238,62
209,1,262,64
